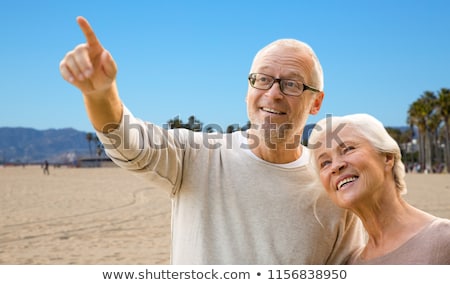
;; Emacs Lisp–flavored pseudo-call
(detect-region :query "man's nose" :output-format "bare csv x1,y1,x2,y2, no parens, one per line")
265,81,284,99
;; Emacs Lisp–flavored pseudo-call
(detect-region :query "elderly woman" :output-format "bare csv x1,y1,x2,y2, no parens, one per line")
308,113,450,264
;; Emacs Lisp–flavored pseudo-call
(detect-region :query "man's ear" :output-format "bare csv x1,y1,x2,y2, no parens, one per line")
310,92,324,115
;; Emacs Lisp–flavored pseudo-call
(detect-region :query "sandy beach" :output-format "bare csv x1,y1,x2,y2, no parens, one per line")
1,165,449,265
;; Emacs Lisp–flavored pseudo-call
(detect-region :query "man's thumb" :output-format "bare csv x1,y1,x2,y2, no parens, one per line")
100,50,117,79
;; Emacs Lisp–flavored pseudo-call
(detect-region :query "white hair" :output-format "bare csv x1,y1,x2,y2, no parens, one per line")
308,113,407,195
251,39,324,91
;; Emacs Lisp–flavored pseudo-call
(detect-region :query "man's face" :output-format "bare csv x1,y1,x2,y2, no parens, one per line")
246,44,323,144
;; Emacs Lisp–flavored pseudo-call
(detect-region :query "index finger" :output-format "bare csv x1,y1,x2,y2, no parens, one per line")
76,16,102,49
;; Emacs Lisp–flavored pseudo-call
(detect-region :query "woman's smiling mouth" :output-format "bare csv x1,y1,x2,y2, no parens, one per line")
336,176,359,190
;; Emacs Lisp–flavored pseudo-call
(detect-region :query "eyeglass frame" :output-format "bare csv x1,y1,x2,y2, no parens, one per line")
248,73,321,96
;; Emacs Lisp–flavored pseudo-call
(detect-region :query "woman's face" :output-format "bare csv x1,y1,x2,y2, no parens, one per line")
313,126,392,209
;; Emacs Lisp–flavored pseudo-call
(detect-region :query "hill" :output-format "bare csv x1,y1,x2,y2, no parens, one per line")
0,127,94,164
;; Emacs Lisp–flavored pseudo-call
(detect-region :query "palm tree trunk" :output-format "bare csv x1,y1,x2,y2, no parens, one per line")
419,132,425,170
445,121,450,173
425,130,433,173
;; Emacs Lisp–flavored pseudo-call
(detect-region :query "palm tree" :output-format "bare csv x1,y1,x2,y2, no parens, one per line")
241,121,252,132
437,88,450,172
428,112,442,169
86,132,94,158
386,127,415,167
95,135,104,157
386,127,402,142
408,101,425,170
407,92,437,172
167,115,203,131
187,115,202,131
226,124,240,133
400,128,415,167
167,116,183,129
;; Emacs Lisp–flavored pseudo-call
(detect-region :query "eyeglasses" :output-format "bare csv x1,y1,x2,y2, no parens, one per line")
248,73,321,96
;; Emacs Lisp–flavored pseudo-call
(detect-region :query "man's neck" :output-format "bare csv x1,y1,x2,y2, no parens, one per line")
249,142,302,164
247,129,303,163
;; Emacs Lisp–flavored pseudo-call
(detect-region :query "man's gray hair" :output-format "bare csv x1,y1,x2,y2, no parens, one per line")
251,39,324,91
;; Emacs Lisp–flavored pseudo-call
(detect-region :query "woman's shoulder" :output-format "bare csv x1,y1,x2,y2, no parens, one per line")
422,217,450,246
428,217,450,231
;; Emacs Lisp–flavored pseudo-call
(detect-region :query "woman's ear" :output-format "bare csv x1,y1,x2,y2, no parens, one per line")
385,153,395,169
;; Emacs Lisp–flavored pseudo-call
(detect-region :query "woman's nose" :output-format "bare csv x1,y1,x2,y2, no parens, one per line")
331,159,347,174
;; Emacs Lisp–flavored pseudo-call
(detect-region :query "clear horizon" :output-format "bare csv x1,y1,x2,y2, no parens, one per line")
1,0,449,132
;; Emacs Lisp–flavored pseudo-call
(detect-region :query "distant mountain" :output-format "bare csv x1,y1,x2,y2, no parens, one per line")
0,127,94,164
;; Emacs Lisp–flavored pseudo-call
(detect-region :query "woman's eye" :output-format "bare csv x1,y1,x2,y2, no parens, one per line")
320,160,331,169
343,146,355,154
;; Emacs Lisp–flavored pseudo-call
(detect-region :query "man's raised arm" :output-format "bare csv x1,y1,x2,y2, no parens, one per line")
59,16,122,133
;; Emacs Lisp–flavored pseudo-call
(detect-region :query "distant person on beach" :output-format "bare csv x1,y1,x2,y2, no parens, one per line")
60,16,364,264
43,160,50,175
308,113,450,264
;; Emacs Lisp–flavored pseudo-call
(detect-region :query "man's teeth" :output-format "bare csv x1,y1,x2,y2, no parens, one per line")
262,107,284,114
337,177,358,190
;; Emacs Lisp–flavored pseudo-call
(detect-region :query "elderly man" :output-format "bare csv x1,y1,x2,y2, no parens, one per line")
60,16,363,264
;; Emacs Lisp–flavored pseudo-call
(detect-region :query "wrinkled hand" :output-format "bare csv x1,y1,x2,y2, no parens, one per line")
60,16,117,96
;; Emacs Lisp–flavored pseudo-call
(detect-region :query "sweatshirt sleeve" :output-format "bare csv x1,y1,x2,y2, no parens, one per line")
95,105,185,195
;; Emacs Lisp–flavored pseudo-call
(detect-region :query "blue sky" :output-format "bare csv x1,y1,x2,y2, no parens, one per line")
1,0,449,132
